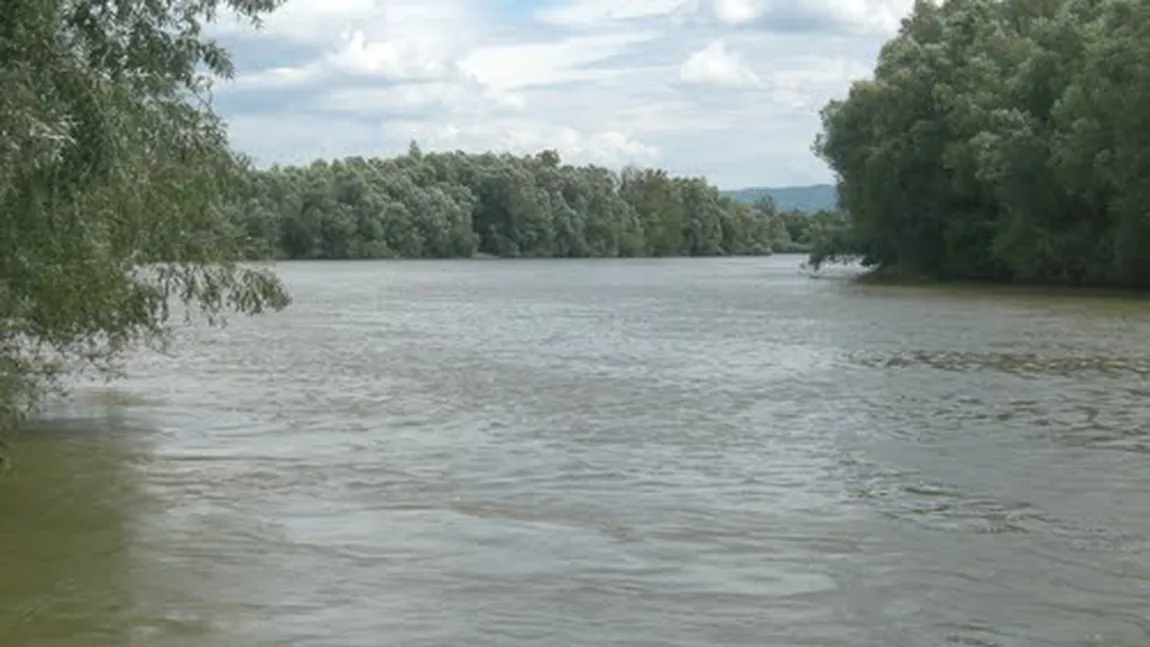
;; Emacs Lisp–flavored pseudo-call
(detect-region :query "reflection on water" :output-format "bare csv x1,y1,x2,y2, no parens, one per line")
3,256,1150,647
1,415,142,647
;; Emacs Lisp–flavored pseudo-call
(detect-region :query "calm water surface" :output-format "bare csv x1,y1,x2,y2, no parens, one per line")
3,256,1150,646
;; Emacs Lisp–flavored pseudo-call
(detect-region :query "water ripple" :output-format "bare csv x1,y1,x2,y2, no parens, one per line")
7,257,1150,647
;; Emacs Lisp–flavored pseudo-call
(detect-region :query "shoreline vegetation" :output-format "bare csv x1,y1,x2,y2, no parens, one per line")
221,146,843,262
807,0,1150,288
850,265,1150,292
1,0,292,440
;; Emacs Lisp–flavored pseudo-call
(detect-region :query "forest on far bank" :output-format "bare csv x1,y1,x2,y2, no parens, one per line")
224,145,843,261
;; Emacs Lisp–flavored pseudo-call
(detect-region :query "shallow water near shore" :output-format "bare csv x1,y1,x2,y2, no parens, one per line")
3,255,1149,646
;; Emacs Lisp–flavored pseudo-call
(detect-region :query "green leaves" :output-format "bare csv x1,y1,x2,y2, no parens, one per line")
1,0,290,436
227,150,786,261
814,0,1150,286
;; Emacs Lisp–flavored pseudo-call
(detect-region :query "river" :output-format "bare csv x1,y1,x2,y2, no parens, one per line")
2,255,1149,646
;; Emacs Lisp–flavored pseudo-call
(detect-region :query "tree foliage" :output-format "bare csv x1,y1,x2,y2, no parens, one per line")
811,0,1150,286
1,0,291,437
226,151,789,260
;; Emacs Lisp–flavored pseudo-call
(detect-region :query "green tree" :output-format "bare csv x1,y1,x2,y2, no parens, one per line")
233,148,775,262
1,0,291,439
811,0,1150,287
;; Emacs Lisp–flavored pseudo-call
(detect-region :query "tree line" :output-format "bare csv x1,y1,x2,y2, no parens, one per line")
811,0,1150,286
224,145,827,261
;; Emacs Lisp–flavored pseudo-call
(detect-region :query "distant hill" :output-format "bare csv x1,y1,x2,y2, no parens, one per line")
722,184,838,212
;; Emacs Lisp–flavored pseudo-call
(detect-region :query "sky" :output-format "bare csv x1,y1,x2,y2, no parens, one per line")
208,0,914,189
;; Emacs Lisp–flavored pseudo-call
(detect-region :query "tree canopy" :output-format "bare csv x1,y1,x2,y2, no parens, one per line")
811,0,1150,286
225,150,796,260
1,0,291,436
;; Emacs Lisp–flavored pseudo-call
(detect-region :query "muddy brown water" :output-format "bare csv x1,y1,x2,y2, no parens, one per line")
3,256,1149,646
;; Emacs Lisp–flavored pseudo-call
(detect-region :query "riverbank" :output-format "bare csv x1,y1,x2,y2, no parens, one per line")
249,249,779,262
843,264,1150,300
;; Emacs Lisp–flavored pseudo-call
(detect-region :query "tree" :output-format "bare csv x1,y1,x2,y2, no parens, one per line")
810,0,1150,287
1,0,291,440
228,149,787,261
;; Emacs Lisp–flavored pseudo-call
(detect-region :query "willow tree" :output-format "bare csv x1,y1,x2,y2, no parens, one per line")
811,0,1150,286
1,0,291,437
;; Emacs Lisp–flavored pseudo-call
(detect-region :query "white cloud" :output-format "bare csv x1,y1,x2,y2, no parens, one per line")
217,0,480,45
228,63,323,90
213,0,912,187
460,31,658,90
226,113,387,163
211,0,377,41
679,40,759,86
228,113,657,170
760,55,873,111
712,0,764,24
804,0,913,35
322,82,526,114
537,0,699,27
223,0,484,87
400,121,660,166
324,31,447,80
709,0,913,35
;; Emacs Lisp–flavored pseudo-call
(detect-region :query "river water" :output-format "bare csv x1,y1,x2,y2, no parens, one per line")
2,256,1149,646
